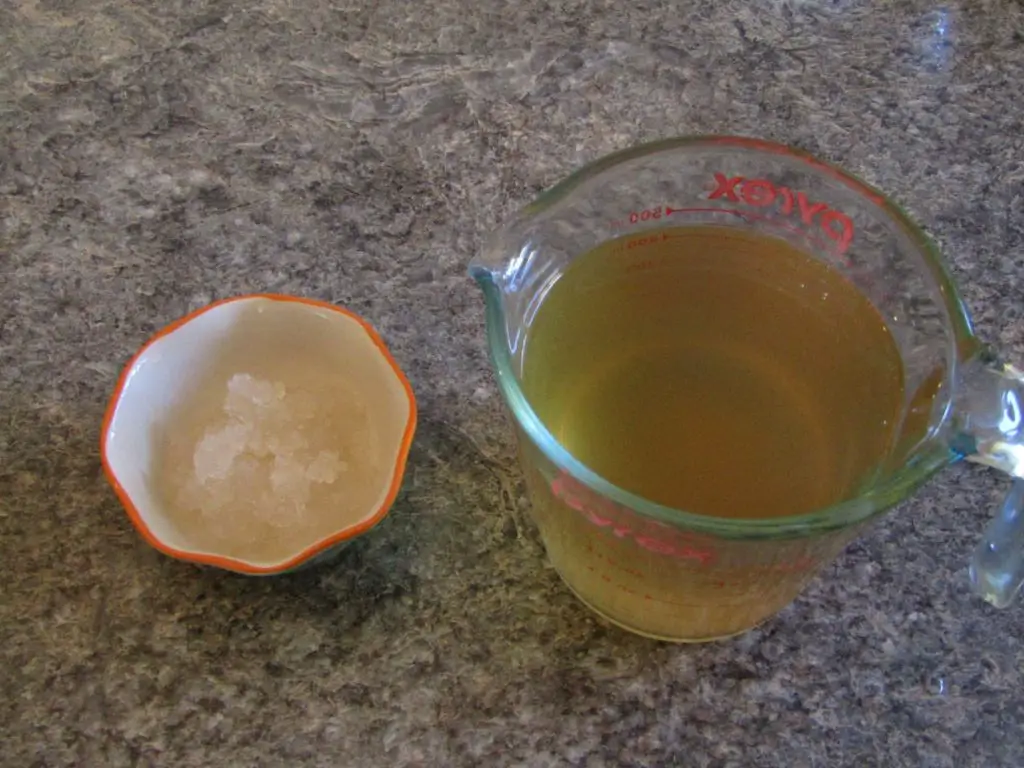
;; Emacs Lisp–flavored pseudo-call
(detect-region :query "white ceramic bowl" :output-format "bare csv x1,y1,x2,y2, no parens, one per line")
101,294,417,574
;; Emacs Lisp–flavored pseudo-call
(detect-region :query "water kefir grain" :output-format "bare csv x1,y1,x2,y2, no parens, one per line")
150,306,388,564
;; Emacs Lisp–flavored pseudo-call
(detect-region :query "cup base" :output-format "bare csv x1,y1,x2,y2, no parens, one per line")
554,569,772,643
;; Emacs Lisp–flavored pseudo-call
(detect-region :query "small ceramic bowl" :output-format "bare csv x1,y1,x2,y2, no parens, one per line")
101,294,417,575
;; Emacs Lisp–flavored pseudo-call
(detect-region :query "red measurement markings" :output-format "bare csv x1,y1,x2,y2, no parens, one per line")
624,259,656,274
609,206,666,229
625,232,674,250
686,206,845,264
552,471,824,578
551,472,716,566
609,173,856,260
616,207,844,264
629,206,664,224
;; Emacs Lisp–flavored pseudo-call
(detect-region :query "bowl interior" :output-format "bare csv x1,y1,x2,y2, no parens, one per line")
103,296,415,571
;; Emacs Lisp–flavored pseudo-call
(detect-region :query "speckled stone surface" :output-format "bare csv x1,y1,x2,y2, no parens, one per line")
3,1,1024,766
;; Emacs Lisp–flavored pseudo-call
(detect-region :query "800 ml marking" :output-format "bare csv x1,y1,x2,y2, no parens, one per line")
629,207,664,223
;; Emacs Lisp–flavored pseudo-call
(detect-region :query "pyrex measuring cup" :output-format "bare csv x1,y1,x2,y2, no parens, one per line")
469,136,1024,642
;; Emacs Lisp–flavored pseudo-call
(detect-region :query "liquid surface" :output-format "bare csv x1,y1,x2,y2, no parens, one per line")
521,225,905,520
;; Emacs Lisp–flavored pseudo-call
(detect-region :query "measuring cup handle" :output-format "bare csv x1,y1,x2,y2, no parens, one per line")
955,351,1024,607
970,478,1024,608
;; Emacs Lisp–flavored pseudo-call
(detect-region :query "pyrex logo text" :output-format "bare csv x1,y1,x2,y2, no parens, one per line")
709,172,854,254
551,472,716,566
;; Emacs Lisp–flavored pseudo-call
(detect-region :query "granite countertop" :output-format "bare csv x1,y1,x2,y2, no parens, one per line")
3,1,1024,766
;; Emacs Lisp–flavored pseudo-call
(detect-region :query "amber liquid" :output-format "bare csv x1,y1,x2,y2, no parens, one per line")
518,225,905,639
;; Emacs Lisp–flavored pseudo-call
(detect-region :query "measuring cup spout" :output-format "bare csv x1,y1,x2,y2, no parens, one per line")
954,352,1024,607
468,246,502,290
468,214,532,290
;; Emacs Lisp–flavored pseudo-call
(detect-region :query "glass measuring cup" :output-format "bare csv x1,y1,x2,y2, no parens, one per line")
469,136,1024,642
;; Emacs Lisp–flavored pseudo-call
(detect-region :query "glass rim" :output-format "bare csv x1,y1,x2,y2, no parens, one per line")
475,134,977,538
